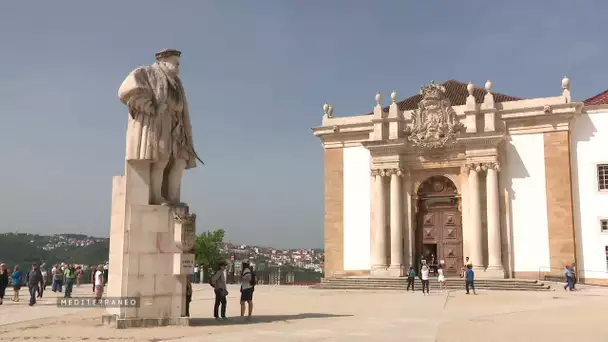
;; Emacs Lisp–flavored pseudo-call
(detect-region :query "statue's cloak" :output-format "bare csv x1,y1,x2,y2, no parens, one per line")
118,64,197,169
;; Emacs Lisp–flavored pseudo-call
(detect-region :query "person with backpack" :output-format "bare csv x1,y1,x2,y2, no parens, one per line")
210,261,228,320
240,261,255,320
406,266,416,292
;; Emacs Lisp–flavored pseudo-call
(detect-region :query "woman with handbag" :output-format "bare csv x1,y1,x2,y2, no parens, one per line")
211,261,229,320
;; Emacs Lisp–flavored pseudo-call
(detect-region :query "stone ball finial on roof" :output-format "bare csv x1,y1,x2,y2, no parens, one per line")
375,93,382,104
562,76,570,89
467,82,474,96
323,103,329,114
485,80,492,93
391,90,397,103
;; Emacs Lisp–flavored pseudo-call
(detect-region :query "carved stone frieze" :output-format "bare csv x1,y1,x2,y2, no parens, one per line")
173,211,196,252
404,81,465,149
371,168,404,177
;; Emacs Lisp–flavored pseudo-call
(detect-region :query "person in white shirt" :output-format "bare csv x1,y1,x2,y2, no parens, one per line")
240,262,255,319
94,265,104,304
420,264,430,296
437,265,446,292
193,265,199,283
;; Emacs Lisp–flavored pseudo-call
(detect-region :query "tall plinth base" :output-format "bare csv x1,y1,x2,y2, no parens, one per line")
387,265,405,277
476,266,506,279
106,161,196,328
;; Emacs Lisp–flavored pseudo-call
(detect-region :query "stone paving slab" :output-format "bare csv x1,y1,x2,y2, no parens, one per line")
0,284,606,341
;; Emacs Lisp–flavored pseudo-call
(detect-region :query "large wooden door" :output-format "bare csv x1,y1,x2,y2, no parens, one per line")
418,207,463,276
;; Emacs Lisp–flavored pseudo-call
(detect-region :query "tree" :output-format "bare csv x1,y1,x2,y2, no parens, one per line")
193,229,226,282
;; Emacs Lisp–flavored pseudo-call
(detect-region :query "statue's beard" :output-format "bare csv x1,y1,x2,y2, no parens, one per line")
158,61,179,77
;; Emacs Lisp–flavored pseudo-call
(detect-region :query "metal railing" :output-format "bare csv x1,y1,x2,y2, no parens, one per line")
536,266,608,285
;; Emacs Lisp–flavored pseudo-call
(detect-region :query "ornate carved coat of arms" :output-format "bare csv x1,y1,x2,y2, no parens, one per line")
405,81,465,149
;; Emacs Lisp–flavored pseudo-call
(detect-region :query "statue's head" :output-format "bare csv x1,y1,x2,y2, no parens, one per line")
155,48,181,76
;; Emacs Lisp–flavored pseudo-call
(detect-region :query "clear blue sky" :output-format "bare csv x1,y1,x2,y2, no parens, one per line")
1,1,606,249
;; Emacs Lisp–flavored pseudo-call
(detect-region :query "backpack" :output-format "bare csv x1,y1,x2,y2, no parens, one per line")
249,270,257,286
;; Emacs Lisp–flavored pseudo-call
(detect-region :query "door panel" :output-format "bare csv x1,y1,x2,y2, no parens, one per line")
418,207,462,276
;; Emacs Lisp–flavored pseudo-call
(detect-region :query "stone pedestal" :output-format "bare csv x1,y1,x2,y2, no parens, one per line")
104,160,195,329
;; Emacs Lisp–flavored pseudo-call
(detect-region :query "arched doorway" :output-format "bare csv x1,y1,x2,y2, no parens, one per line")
415,175,462,276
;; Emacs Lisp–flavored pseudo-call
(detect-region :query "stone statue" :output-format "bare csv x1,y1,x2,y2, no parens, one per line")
118,49,201,205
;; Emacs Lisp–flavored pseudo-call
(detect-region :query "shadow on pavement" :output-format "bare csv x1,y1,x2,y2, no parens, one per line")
189,313,352,326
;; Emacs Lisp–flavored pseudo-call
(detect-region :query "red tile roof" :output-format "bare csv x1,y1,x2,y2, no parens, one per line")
374,80,522,114
583,90,608,106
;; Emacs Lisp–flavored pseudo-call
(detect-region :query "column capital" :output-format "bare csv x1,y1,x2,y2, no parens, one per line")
462,163,483,174
372,168,404,177
482,162,500,172
387,168,404,177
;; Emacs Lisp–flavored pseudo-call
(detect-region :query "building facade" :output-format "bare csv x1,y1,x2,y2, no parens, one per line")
312,78,608,284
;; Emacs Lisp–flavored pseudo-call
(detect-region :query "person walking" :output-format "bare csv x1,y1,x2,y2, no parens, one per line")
0,264,8,305
211,261,229,320
76,266,82,287
564,265,575,291
240,261,255,320
64,264,76,298
465,264,477,295
10,266,23,302
52,265,64,293
406,266,416,292
185,277,193,317
420,264,430,296
39,264,47,298
437,265,446,292
94,265,105,304
26,263,43,306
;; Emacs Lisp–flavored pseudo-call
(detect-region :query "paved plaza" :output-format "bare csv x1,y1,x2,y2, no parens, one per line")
0,283,606,341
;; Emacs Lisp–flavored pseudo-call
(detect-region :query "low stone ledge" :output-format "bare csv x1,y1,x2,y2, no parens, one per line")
101,314,190,329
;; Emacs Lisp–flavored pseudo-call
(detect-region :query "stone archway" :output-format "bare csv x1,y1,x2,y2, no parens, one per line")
415,175,463,276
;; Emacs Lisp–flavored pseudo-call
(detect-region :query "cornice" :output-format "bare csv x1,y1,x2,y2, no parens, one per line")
583,104,608,113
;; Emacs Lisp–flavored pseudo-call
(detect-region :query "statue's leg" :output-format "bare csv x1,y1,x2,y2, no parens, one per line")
150,156,170,205
167,158,187,204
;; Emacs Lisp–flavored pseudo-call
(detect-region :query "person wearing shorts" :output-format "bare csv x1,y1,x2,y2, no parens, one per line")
239,262,254,319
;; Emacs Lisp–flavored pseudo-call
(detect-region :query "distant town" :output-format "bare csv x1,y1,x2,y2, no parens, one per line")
0,233,324,273
221,243,324,273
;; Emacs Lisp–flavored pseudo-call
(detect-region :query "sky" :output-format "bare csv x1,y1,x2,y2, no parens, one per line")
1,1,607,249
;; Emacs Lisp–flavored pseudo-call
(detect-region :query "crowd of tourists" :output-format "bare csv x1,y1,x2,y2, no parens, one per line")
185,260,257,320
405,256,478,295
0,261,109,306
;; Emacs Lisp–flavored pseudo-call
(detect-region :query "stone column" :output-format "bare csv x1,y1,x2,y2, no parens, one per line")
485,162,504,273
371,170,388,274
467,164,483,268
389,169,404,276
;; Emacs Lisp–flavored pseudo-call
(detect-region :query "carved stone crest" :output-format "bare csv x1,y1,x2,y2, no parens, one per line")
173,211,196,252
405,81,465,149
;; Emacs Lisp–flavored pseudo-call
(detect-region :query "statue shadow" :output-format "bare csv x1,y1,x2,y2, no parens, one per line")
189,313,352,326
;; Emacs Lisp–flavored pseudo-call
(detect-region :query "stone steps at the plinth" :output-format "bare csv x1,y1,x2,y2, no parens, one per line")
310,277,552,291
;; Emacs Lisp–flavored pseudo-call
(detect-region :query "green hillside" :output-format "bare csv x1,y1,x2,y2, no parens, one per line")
0,233,109,267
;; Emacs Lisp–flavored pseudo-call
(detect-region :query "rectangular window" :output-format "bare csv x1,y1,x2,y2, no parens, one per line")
602,220,608,233
599,164,608,191
606,246,608,271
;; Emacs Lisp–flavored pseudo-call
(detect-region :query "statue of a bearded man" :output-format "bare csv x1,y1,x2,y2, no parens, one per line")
118,49,201,205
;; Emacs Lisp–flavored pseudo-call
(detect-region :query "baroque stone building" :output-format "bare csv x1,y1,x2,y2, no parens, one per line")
312,78,608,284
